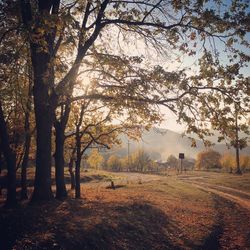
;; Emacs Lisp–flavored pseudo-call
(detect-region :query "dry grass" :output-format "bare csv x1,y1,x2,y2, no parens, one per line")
180,171,250,192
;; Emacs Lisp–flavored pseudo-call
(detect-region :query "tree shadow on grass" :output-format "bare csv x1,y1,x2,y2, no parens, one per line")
0,174,108,198
0,198,181,250
21,174,108,188
57,202,180,250
197,195,224,250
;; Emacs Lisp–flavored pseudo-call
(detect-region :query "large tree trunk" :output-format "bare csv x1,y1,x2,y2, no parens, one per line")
20,0,59,202
54,122,67,199
30,50,55,202
0,101,17,207
32,106,54,201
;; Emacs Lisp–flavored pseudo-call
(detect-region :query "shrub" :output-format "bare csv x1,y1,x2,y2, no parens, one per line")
195,150,221,170
220,153,235,172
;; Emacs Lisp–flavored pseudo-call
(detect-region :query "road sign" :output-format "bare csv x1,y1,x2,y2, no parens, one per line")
179,153,184,159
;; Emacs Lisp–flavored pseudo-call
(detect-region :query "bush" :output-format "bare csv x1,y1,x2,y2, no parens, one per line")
240,155,250,172
107,155,121,171
220,153,235,173
195,150,221,170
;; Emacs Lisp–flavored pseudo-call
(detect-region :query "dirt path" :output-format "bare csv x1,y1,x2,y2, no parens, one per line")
178,175,250,211
191,182,250,210
177,178,250,249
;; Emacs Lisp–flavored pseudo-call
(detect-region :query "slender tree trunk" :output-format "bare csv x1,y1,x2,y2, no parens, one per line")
54,123,67,199
21,64,32,200
54,104,71,199
0,101,17,207
75,157,81,199
235,146,241,174
75,129,82,199
74,104,86,199
21,135,31,200
68,155,76,190
20,123,31,200
234,107,242,175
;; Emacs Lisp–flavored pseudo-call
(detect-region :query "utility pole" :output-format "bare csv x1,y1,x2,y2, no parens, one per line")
235,102,241,174
127,140,130,172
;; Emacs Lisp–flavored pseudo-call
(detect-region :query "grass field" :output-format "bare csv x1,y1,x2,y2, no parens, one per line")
178,170,250,192
0,169,250,249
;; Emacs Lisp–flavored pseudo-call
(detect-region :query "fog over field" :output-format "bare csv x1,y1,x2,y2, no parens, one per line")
106,128,250,161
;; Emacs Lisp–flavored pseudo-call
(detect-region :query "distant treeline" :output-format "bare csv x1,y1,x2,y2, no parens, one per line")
195,150,250,173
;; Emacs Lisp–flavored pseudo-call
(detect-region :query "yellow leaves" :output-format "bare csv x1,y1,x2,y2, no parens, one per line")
87,149,104,169
220,153,235,170
240,155,250,170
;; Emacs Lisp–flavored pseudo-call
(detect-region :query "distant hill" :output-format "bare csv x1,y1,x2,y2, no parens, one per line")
104,128,250,161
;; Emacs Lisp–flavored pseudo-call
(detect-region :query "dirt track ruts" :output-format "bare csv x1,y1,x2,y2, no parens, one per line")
183,180,250,211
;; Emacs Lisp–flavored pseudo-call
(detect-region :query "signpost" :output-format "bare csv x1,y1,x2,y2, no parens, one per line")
179,153,185,174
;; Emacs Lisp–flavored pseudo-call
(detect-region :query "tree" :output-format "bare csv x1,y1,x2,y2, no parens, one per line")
195,150,222,170
87,149,104,170
120,157,128,172
213,102,249,174
0,3,35,204
167,155,178,169
67,100,122,198
106,155,121,172
131,149,151,172
186,78,249,174
220,153,250,173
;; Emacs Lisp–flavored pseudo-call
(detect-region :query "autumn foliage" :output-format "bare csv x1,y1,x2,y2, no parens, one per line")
195,150,222,170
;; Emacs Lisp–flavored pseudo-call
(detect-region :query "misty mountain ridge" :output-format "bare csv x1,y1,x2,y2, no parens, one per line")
105,128,250,161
